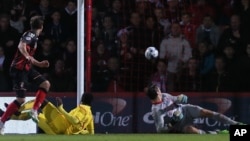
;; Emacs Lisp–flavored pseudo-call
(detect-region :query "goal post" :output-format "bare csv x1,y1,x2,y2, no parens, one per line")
77,0,92,105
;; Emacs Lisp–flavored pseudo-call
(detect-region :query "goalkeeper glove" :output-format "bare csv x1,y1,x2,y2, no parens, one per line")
172,110,184,122
177,94,188,103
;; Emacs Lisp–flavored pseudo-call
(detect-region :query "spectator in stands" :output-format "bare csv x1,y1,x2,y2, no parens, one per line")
91,40,110,72
176,57,202,92
221,43,241,91
153,7,171,36
135,0,154,21
91,56,125,92
180,12,197,49
195,15,221,50
63,38,77,78
196,41,215,76
108,0,126,28
159,23,192,92
9,4,25,34
60,0,77,39
0,45,11,91
125,11,154,91
34,38,56,78
48,58,76,92
0,14,20,90
99,15,118,56
116,28,133,68
95,0,112,15
165,0,182,24
92,6,102,42
44,10,69,48
49,0,68,10
127,11,145,54
187,0,216,25
149,59,168,93
203,56,233,92
234,0,250,46
237,43,250,91
31,0,55,26
218,14,245,56
144,15,163,49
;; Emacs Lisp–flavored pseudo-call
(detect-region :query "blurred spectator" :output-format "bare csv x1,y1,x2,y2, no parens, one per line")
0,13,20,88
91,56,125,92
9,3,25,34
203,56,234,92
237,43,250,91
135,0,154,21
187,0,216,25
149,59,168,93
34,38,56,77
0,45,11,91
218,14,245,56
127,11,146,52
116,28,134,68
50,0,68,9
196,15,221,50
99,15,118,56
144,15,164,49
31,0,55,26
0,0,15,14
180,12,197,49
165,0,182,23
123,11,154,91
91,6,103,42
153,7,171,36
91,40,110,71
95,0,112,15
60,0,77,39
159,23,192,91
63,38,77,78
221,43,241,91
234,0,250,46
214,0,234,29
44,10,69,47
108,0,126,28
196,41,215,76
48,58,76,92
176,57,202,92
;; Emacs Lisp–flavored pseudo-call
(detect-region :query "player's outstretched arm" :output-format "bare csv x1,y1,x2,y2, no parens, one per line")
162,93,188,104
175,94,188,104
56,97,79,124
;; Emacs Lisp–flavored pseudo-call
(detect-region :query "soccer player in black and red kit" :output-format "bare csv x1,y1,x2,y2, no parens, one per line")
0,16,50,135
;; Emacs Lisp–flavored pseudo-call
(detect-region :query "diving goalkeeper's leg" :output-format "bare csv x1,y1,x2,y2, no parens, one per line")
200,108,240,125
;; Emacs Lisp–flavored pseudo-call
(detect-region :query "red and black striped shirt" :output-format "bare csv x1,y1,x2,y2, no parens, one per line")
11,30,38,71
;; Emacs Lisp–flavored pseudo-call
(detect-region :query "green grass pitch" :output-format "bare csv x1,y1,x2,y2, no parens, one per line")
0,134,229,141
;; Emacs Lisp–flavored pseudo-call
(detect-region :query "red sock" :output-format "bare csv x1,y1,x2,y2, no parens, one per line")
1,100,20,123
33,88,47,110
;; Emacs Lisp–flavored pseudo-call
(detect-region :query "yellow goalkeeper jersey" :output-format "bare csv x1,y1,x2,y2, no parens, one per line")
57,104,94,135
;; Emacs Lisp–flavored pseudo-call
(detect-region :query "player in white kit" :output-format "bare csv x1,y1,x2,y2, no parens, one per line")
146,84,242,134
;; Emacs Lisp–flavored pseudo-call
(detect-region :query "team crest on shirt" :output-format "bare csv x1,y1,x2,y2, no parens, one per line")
25,36,31,41
25,32,36,41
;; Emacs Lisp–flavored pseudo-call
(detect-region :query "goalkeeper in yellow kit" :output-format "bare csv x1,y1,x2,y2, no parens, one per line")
0,93,94,135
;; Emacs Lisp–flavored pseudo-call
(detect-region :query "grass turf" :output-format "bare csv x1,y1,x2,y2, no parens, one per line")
0,134,229,141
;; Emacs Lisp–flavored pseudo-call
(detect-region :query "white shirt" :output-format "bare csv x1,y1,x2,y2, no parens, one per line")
159,36,192,73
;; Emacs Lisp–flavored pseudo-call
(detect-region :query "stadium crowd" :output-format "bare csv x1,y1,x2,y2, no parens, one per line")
0,0,250,93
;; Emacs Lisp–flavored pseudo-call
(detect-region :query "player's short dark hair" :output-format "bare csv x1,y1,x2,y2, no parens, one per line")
146,83,158,100
81,93,94,106
30,16,44,30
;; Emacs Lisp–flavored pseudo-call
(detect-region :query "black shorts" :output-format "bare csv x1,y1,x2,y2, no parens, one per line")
9,67,47,91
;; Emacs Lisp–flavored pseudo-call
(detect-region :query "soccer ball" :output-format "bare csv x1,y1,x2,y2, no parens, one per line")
145,46,159,60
